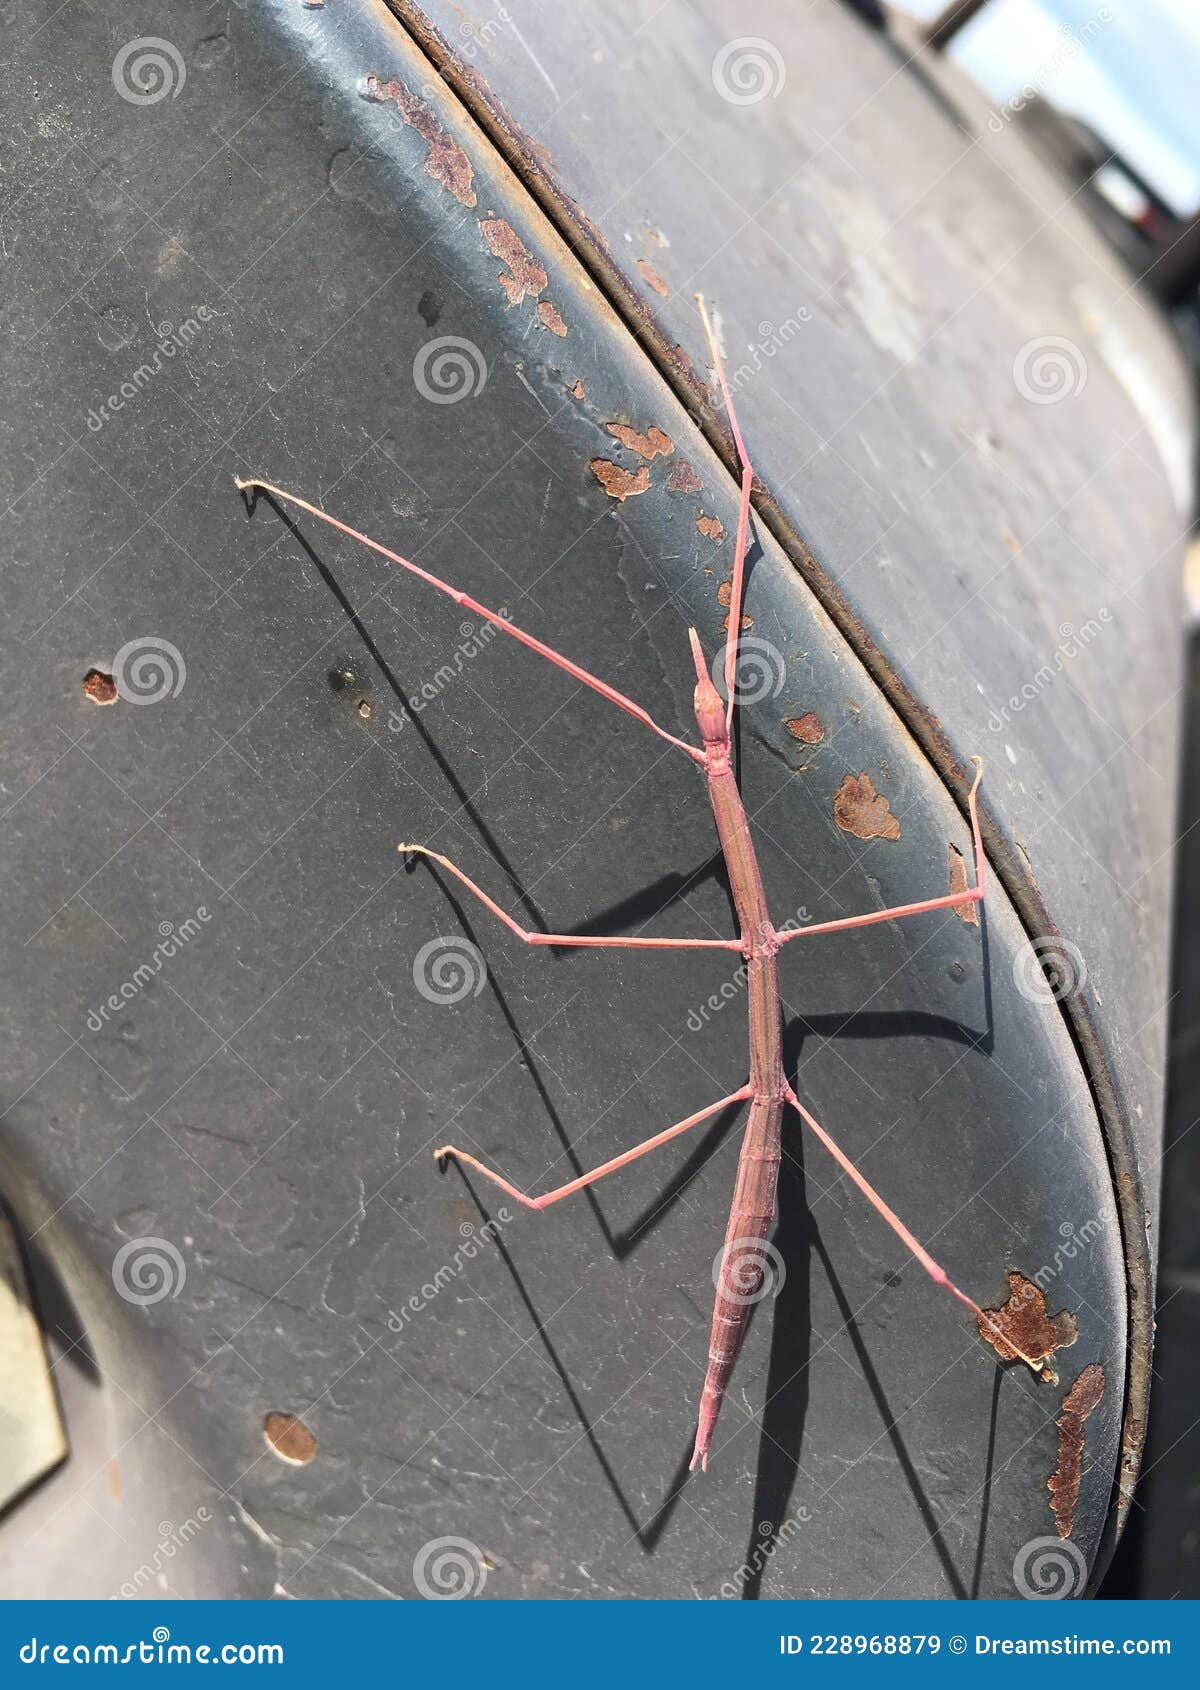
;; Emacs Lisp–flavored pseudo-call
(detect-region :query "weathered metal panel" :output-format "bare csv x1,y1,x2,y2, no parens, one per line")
0,0,1173,1598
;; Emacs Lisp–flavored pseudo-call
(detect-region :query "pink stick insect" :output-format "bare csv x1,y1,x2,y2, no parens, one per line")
236,296,1040,1472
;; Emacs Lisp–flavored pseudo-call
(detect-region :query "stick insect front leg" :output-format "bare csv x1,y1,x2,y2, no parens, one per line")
435,1085,752,1212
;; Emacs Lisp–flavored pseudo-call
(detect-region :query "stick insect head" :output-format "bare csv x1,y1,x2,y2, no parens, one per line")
688,628,729,755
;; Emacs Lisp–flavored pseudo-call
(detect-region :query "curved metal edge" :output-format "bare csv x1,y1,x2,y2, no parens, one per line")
377,0,1155,1584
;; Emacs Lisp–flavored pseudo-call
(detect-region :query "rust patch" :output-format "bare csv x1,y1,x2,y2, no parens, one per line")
786,712,825,745
366,77,477,207
1048,1363,1105,1538
605,422,674,460
978,1272,1078,1377
263,1411,318,1466
83,668,118,705
480,218,547,305
570,379,585,400
590,460,651,501
697,514,725,542
833,773,901,842
637,258,668,296
716,578,751,631
948,844,979,925
537,301,568,337
666,460,702,495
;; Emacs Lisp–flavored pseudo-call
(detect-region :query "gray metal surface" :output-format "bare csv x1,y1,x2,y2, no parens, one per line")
0,0,1179,1599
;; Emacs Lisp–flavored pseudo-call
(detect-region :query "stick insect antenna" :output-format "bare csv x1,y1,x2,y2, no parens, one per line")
696,295,755,731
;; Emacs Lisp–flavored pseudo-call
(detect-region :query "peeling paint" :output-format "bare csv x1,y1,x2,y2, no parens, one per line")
666,460,702,495
366,76,477,207
637,258,668,296
480,218,547,305
1049,1363,1105,1538
83,668,117,705
605,422,673,460
948,844,979,925
833,772,901,842
697,514,725,542
570,379,585,399
537,300,568,336
716,578,751,631
978,1272,1078,1379
786,712,825,745
590,459,651,501
263,1410,318,1466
